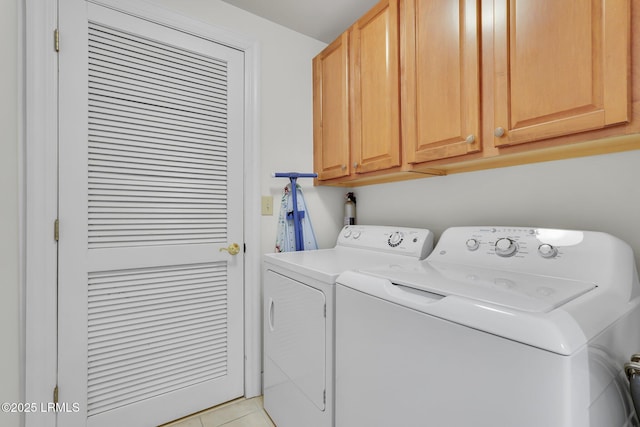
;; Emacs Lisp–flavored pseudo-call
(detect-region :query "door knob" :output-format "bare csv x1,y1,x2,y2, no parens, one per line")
219,243,240,255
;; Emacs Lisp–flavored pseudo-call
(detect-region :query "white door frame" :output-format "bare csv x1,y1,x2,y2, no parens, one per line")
24,1,261,426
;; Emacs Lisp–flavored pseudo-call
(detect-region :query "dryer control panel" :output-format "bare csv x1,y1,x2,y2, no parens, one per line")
337,225,434,260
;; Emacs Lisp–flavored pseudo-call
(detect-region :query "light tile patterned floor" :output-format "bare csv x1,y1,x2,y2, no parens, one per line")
161,396,275,427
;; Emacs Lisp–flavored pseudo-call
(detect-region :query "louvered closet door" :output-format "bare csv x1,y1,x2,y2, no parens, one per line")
57,1,245,426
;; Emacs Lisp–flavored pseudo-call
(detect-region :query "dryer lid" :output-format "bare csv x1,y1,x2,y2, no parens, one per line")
362,261,597,313
264,246,426,285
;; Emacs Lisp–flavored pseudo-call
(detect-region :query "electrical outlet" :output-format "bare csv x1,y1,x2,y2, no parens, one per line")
261,196,273,215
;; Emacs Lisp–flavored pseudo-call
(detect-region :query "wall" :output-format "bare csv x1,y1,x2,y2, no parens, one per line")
355,150,640,268
145,0,345,253
0,0,22,425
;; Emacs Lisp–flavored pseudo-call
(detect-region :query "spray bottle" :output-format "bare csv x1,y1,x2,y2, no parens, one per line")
344,192,356,226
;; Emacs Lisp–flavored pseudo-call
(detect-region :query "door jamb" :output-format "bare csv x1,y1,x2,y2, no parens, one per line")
24,1,61,426
24,2,262,426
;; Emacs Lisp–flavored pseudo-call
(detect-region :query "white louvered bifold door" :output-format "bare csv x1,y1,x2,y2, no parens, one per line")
58,2,245,426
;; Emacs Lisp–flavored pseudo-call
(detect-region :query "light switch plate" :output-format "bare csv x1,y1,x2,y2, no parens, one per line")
261,196,273,215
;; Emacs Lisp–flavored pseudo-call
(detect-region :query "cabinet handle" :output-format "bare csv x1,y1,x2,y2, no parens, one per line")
341,164,347,171
465,134,475,144
353,162,358,169
494,127,506,137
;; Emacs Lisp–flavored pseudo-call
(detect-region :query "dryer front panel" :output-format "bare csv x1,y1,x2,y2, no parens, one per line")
264,270,326,411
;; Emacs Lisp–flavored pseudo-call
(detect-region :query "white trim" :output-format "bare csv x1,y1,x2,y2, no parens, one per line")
24,0,59,426
17,0,26,425
243,42,262,398
25,3,262,427
89,0,257,52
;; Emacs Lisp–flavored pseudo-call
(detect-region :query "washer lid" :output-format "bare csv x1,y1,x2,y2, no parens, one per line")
362,261,597,313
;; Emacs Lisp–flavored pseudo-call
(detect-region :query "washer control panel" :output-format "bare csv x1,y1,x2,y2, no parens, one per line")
338,225,434,260
430,226,598,272
447,227,571,260
424,226,638,312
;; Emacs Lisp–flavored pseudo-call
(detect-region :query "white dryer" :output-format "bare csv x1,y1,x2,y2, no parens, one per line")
263,225,434,427
336,226,640,427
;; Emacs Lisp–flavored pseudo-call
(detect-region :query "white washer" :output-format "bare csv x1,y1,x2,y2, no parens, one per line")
336,226,640,427
263,225,434,427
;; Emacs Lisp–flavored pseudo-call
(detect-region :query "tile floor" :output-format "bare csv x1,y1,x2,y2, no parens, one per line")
161,396,275,427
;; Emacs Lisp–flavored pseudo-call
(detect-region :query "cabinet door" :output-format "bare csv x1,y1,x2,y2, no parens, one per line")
313,33,350,181
402,0,481,164
350,0,401,174
493,0,630,147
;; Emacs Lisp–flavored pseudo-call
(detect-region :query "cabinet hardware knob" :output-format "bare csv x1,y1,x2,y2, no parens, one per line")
494,127,506,137
353,162,358,169
341,164,347,170
465,134,475,144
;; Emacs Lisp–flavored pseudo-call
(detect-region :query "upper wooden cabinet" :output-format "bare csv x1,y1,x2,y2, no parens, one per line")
350,0,401,174
313,33,350,181
313,0,401,183
313,0,636,185
492,0,630,147
402,0,481,164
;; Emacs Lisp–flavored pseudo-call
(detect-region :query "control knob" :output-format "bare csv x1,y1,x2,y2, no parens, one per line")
388,231,404,247
495,238,518,257
465,238,480,251
538,243,558,258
